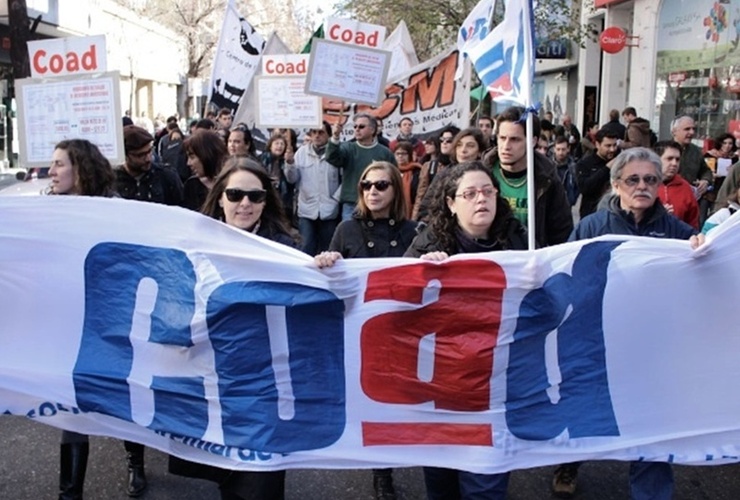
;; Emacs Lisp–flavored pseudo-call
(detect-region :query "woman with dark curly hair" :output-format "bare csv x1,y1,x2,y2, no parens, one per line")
49,139,116,196
50,139,150,500
181,130,228,211
404,162,526,500
406,161,527,259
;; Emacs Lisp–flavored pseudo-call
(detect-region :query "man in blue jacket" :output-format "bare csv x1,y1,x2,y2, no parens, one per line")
553,147,704,499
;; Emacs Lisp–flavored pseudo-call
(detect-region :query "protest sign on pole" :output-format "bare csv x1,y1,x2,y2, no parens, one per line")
28,35,107,78
15,71,124,167
255,54,321,128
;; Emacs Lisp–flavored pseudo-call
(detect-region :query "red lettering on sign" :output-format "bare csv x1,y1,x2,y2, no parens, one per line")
361,260,506,411
362,422,492,446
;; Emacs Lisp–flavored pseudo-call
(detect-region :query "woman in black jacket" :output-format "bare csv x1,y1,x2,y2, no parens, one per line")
169,156,297,500
314,160,416,500
404,161,528,500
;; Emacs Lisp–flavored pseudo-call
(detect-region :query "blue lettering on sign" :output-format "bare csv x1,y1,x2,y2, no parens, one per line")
75,242,346,453
460,18,490,43
208,281,345,453
506,241,622,440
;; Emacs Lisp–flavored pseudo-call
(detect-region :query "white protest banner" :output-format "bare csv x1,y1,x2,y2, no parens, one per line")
208,0,265,113
255,76,322,128
256,54,321,128
305,39,391,107
28,35,107,78
2,197,740,473
328,47,469,141
15,72,124,167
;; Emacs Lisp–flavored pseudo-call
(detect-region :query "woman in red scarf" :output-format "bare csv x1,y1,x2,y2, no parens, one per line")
392,141,422,219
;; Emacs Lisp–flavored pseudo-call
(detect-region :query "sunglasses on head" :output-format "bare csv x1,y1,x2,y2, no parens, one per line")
360,180,391,192
224,188,267,203
619,174,660,187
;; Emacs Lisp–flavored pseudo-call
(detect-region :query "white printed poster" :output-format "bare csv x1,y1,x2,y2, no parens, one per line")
305,39,391,107
255,76,322,128
16,72,124,167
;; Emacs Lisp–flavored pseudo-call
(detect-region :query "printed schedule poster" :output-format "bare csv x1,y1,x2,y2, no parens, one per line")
256,76,322,128
305,39,391,107
16,71,124,167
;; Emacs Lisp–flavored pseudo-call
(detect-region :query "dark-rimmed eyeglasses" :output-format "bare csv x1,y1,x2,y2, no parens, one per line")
224,188,267,203
619,174,660,187
360,180,391,192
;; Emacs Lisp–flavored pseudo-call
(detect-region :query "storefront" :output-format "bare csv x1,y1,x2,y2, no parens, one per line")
577,0,740,148
655,0,740,144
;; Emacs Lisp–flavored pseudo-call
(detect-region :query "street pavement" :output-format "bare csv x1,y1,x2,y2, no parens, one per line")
2,416,740,499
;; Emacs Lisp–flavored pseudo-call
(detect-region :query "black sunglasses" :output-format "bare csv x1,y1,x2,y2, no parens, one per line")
360,180,391,192
224,188,267,203
354,124,367,130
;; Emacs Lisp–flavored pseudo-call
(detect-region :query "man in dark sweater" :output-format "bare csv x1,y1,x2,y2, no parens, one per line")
575,128,619,218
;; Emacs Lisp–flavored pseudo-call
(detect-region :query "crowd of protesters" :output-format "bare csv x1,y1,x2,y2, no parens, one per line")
37,102,738,500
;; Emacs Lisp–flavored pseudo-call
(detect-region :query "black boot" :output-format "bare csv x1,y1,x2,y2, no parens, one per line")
372,468,397,500
59,442,89,500
123,441,147,497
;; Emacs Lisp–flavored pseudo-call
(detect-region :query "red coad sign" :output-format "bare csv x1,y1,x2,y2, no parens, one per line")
600,27,627,54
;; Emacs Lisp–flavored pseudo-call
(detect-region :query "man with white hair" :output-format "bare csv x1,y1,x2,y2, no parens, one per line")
671,116,713,223
554,147,704,499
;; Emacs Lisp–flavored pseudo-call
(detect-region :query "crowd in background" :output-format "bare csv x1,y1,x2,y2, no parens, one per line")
43,103,730,500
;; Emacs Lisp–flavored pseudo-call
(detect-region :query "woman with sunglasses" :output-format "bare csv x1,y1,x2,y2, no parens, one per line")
411,125,460,221
404,161,526,500
48,139,149,500
314,160,417,500
182,130,228,211
169,156,296,500
316,161,417,262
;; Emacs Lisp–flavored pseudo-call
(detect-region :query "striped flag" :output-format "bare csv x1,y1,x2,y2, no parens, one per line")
466,0,535,106
455,0,496,79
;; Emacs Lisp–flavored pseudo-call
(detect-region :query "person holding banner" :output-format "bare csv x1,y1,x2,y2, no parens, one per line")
48,139,150,499
560,147,704,500
314,160,417,500
403,161,527,499
169,156,297,499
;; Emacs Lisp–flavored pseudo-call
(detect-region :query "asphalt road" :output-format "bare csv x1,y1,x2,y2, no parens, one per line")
2,416,740,499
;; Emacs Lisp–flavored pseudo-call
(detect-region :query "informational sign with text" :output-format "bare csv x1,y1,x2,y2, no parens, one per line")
16,72,124,167
305,39,391,107
255,76,322,128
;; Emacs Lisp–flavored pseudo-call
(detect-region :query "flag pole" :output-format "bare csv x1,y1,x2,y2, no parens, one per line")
526,112,535,250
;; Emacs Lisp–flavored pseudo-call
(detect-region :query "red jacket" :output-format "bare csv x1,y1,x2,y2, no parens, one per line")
658,174,699,229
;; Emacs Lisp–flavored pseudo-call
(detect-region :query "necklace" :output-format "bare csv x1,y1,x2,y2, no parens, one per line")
498,171,527,188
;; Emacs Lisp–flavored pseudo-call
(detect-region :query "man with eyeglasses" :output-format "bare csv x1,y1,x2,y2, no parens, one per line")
326,112,396,221
559,147,703,500
114,125,183,205
284,122,341,254
575,128,620,219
